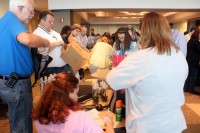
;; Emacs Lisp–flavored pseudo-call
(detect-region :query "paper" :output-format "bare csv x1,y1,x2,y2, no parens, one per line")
86,108,99,119
86,108,105,127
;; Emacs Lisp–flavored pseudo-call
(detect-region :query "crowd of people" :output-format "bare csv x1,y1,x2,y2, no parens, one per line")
0,0,200,133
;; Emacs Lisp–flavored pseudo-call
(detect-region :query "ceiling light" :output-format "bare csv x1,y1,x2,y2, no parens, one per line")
120,11,129,14
95,11,106,17
163,12,177,17
141,11,148,14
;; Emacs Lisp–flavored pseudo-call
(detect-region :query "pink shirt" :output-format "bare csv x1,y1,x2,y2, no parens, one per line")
34,110,103,133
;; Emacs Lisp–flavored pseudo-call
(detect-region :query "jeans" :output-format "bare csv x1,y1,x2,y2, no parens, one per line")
0,78,33,133
43,64,74,76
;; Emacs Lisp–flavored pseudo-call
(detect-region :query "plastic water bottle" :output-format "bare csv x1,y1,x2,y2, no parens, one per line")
40,77,44,93
92,82,99,104
116,100,122,122
100,81,108,101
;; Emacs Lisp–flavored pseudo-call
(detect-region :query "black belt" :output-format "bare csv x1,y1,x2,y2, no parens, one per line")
0,75,30,80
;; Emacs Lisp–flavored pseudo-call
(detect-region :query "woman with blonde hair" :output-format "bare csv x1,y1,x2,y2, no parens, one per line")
68,24,81,43
106,12,188,133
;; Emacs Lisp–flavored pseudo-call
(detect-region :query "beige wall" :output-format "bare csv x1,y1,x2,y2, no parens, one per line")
90,24,140,35
52,10,71,33
173,21,188,33
72,12,89,25
0,0,29,29
0,0,9,18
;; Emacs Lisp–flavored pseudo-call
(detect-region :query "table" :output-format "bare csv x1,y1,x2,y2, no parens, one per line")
80,88,125,131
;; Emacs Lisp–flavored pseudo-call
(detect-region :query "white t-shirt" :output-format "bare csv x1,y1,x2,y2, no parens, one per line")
34,110,103,133
185,33,191,42
106,47,188,133
33,26,66,67
171,29,187,57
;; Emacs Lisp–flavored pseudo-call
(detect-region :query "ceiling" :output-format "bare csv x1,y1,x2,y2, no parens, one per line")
33,0,200,24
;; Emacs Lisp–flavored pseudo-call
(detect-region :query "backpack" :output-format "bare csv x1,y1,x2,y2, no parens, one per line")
31,48,42,87
31,48,53,87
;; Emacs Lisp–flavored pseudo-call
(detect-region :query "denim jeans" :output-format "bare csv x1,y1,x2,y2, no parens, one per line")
0,78,33,133
43,64,74,76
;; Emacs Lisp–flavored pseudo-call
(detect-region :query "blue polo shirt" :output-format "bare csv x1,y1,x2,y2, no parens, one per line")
0,11,33,76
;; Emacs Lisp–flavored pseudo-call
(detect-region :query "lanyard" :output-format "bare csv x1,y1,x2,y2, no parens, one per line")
39,26,57,41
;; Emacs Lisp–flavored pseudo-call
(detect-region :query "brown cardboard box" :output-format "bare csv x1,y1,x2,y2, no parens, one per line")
61,43,90,73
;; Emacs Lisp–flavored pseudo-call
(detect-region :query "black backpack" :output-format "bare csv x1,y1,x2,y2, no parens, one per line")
31,48,42,87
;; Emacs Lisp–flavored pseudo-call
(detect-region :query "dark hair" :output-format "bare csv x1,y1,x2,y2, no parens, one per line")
191,29,200,40
32,72,82,125
96,33,101,36
81,25,87,29
184,31,189,35
190,26,198,32
115,27,133,51
60,25,71,36
39,11,54,22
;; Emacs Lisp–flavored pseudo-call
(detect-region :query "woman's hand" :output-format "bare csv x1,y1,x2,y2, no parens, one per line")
103,114,113,126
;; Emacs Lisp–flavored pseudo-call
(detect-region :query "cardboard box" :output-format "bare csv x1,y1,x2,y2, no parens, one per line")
61,43,90,73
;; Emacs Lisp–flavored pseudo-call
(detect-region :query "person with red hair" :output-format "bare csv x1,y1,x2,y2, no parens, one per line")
32,72,114,133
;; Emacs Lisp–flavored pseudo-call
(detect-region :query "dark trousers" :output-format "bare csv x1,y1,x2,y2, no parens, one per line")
44,64,74,77
184,66,199,93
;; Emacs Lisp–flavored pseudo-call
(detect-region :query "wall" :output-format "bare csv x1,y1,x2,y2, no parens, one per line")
173,21,187,33
52,10,71,33
0,0,9,17
72,12,89,26
90,24,140,35
0,0,29,30
187,20,196,31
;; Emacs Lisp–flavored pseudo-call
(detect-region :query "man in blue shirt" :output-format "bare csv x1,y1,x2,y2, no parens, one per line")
0,0,49,132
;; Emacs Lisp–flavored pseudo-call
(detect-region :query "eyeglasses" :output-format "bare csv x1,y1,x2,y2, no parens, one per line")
23,6,34,15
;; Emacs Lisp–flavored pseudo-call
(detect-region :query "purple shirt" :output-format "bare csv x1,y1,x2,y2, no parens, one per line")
34,110,103,133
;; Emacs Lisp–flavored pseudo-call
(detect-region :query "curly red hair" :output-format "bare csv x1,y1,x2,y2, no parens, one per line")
32,72,82,124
